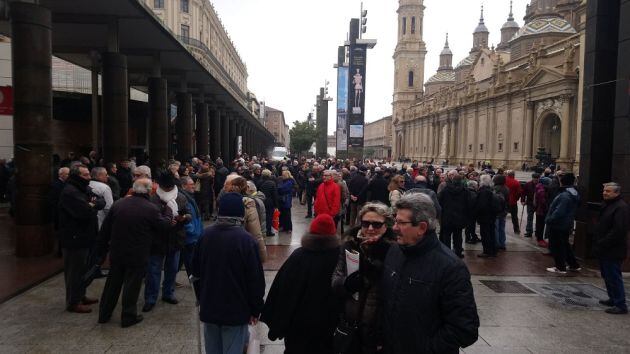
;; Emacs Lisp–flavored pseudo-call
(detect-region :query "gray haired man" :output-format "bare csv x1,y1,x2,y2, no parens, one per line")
382,193,479,353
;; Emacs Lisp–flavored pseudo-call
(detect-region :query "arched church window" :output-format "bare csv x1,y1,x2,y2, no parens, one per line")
408,71,414,87
402,17,407,35
411,17,416,34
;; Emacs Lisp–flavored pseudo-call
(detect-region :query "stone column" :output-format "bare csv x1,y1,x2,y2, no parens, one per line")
229,116,237,160
176,92,193,161
148,77,168,171
102,52,128,163
560,96,572,160
524,101,535,159
221,109,230,161
11,2,53,257
449,120,456,160
210,106,221,159
196,102,209,157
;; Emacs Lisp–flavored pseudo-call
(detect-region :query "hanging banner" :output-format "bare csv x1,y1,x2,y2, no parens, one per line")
336,66,348,151
348,44,366,147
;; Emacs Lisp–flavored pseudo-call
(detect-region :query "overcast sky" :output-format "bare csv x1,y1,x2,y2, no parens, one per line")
212,0,530,134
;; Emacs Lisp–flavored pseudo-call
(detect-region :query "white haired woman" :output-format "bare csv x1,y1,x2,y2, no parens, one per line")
475,174,499,257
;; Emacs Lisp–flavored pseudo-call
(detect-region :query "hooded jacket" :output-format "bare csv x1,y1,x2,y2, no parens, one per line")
181,190,203,245
244,196,267,262
261,232,341,353
382,231,479,353
314,178,341,217
545,186,580,231
249,191,267,238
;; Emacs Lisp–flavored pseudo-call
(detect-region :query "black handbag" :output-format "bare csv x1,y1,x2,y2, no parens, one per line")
333,285,368,354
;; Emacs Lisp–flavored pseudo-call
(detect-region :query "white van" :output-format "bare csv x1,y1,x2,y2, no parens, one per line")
270,146,288,161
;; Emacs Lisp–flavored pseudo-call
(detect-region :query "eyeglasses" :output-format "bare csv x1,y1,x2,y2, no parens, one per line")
360,220,385,229
394,219,414,226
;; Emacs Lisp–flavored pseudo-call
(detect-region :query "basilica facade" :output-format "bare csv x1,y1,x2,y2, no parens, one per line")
392,0,587,171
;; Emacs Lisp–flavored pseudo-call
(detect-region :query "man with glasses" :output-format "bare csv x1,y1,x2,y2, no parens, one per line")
382,193,479,353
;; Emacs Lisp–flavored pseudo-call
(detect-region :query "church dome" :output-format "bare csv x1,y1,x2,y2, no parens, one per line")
502,19,519,30
441,46,453,56
474,23,489,34
509,17,576,42
427,71,455,84
455,53,476,69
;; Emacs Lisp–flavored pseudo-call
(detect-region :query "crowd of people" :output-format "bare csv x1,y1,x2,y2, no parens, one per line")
6,149,626,353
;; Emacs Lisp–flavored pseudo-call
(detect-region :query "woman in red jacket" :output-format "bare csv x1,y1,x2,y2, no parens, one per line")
314,170,341,220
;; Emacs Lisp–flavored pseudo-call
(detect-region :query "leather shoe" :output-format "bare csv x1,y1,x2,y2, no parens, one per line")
68,304,92,314
605,307,628,315
82,296,99,305
142,303,155,312
98,317,110,324
599,299,614,307
477,253,496,258
121,315,144,328
162,297,179,305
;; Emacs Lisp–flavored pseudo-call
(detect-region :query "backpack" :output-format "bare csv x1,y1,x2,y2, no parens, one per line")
492,190,506,216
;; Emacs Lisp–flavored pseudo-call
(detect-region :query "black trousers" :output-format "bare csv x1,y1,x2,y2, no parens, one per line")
98,263,145,323
62,248,89,309
440,223,463,256
479,220,497,256
508,204,520,233
548,228,579,271
465,221,478,241
535,214,546,241
264,202,274,234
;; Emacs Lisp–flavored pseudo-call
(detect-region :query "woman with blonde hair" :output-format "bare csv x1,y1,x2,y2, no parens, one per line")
388,175,406,207
278,170,296,233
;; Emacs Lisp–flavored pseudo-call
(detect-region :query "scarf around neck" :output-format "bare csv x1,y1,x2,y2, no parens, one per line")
157,185,179,215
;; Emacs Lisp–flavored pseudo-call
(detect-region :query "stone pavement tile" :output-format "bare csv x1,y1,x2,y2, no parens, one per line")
463,345,532,354
0,344,34,354
153,324,199,345
478,303,554,328
105,343,185,353
29,343,112,353
81,323,162,346
260,344,285,354
532,346,630,354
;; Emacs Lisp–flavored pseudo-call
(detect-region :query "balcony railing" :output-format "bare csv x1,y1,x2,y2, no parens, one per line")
175,35,247,103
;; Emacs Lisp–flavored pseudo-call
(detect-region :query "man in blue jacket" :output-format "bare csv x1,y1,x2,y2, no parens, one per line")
192,192,265,354
545,173,581,274
180,176,203,277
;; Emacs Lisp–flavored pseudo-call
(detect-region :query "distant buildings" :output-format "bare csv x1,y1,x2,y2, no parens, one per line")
364,116,392,159
263,106,290,147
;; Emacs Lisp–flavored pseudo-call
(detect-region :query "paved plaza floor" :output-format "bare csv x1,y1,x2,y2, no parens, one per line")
1,203,629,353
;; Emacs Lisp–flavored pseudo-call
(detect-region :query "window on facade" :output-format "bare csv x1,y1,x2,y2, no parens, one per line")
181,24,190,39
402,17,407,35
154,0,164,8
479,144,484,152
468,144,472,152
408,71,414,87
513,142,519,151
180,0,189,13
411,17,416,34
498,143,503,152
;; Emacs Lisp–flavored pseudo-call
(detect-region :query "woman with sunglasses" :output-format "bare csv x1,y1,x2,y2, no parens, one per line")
332,202,396,354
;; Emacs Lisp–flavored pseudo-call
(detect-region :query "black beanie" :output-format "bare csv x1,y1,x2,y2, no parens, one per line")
218,192,245,218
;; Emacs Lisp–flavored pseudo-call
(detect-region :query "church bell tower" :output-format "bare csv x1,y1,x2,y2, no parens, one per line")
392,0,427,158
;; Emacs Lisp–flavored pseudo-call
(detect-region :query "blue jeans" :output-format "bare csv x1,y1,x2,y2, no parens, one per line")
203,322,248,354
495,217,506,248
144,251,180,304
600,258,627,310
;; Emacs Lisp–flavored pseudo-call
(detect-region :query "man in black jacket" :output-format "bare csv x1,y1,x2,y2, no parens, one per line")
58,164,105,313
97,178,173,327
364,167,389,206
383,193,479,353
594,182,629,315
259,169,279,236
438,174,472,258
347,166,368,228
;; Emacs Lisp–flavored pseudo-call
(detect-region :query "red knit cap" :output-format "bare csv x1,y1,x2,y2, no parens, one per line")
309,214,337,235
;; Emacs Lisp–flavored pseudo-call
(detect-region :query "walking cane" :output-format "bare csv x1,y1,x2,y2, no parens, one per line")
519,204,525,231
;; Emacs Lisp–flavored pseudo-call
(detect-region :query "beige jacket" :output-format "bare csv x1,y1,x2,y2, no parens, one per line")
243,196,267,262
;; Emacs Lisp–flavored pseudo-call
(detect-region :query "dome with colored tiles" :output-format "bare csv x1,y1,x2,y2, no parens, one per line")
427,71,455,84
510,16,576,41
455,53,477,69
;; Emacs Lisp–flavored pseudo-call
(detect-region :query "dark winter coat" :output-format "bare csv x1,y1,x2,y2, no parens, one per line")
408,185,442,217
261,233,341,354
259,176,279,210
213,164,229,195
545,186,580,231
474,186,498,223
192,222,266,326
277,178,295,210
98,193,173,267
348,172,368,204
149,192,191,255
364,173,389,206
521,180,537,206
115,167,132,199
382,231,479,354
438,182,472,229
493,184,510,218
332,227,396,354
57,176,103,249
593,196,629,260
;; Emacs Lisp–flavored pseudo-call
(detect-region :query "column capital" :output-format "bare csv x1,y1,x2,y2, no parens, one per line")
526,101,535,109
